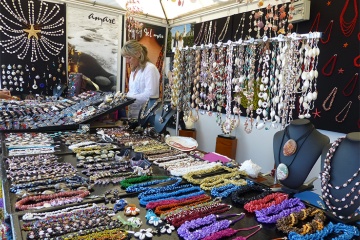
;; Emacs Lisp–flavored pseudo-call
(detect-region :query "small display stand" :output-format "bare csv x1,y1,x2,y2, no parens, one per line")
179,128,196,139
215,134,237,160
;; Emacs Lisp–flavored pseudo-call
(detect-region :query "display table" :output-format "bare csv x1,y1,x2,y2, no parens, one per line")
1,128,358,240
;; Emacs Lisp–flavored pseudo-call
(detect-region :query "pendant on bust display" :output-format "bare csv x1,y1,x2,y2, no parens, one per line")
159,116,164,123
276,163,289,180
283,139,297,156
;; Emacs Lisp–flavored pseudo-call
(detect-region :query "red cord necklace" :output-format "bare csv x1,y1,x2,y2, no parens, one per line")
320,20,334,44
354,55,360,67
342,73,358,97
322,54,337,76
339,0,358,37
309,12,320,32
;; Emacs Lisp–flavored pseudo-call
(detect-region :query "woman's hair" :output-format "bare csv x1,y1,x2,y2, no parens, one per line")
121,40,150,69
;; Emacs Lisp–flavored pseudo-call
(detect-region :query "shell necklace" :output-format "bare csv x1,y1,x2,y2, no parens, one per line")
276,125,314,181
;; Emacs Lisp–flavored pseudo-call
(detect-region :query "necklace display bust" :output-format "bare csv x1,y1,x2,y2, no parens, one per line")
154,101,176,133
320,132,360,221
273,119,330,189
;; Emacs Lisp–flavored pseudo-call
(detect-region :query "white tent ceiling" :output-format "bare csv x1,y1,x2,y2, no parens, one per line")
64,0,250,20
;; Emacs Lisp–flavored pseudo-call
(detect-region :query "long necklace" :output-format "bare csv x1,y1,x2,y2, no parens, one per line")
342,73,358,97
322,87,337,111
320,137,360,219
217,16,230,42
335,101,352,123
276,125,314,181
321,54,337,77
339,0,358,37
139,99,161,119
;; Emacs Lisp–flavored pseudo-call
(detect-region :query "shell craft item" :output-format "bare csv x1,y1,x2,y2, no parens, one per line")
283,139,297,156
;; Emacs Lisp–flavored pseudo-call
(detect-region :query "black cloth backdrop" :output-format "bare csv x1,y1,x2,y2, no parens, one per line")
194,1,359,134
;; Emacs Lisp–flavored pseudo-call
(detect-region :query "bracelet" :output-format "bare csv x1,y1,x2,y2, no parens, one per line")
231,184,272,205
288,222,360,240
244,192,288,212
255,197,306,224
276,207,326,235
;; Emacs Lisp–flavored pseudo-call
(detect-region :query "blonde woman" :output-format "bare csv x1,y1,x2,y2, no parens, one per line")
121,40,160,118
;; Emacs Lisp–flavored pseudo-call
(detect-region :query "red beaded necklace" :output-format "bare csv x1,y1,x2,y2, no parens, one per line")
342,73,358,97
321,54,337,77
244,192,289,213
339,0,358,37
319,20,334,44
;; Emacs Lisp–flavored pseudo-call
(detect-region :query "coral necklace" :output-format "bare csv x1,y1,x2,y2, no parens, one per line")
339,0,358,37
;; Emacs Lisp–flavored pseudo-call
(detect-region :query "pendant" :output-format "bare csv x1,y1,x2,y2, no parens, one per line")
283,139,297,156
276,163,289,180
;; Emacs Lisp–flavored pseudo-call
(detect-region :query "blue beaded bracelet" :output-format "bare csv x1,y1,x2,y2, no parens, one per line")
288,222,360,240
125,177,182,193
139,186,205,206
210,180,254,198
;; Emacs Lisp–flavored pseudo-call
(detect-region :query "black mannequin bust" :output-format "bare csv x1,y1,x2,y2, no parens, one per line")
153,101,176,133
273,119,330,189
137,98,161,128
320,132,360,222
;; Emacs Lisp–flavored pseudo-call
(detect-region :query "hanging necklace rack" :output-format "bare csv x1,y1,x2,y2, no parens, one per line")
172,32,323,134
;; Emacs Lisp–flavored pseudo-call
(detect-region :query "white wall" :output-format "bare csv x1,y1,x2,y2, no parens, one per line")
168,113,345,195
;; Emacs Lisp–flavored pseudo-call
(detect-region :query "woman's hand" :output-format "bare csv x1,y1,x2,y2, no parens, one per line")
0,89,12,99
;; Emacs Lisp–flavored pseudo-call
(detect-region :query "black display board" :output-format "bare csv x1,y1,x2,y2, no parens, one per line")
192,1,359,133
0,0,67,96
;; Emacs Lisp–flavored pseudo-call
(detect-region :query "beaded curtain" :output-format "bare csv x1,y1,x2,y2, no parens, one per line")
188,1,359,134
0,0,67,97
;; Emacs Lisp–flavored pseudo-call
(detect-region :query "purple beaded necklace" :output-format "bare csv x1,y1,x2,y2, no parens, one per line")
255,197,305,223
177,213,245,240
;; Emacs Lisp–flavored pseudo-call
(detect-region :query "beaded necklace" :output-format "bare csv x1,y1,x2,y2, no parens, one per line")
203,225,262,240
244,192,288,213
125,177,182,193
276,207,326,235
211,180,254,199
139,98,161,119
255,197,306,223
320,136,360,219
218,16,231,42
231,184,272,206
15,190,90,210
168,203,231,228
139,186,204,206
182,165,240,185
177,213,245,240
288,222,360,240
